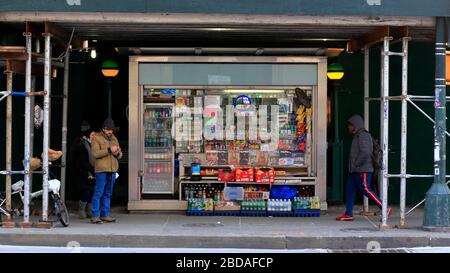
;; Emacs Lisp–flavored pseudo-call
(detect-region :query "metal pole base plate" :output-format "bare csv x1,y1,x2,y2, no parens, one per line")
360,210,379,216
36,221,52,229
379,224,394,231
423,189,450,228
19,222,33,228
1,221,16,228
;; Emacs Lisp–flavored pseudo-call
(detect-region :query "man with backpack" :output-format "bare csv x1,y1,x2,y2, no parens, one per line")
336,115,392,221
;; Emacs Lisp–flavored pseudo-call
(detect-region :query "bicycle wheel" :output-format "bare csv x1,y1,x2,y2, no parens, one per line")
52,194,70,227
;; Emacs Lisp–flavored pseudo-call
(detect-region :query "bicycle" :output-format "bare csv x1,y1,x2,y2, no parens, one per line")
0,177,70,227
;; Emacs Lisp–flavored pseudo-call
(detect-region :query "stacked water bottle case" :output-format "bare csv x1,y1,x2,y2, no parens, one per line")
186,194,321,217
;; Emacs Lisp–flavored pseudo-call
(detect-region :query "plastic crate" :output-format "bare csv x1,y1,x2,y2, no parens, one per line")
186,210,214,216
267,211,293,217
240,210,267,217
213,210,241,217
293,209,321,217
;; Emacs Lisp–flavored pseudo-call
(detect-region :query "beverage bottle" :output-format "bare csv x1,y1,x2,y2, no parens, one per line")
185,186,189,200
288,199,292,211
268,200,272,211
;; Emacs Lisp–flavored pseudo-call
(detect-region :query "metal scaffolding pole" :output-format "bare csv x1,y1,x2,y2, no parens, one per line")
23,33,32,225
30,76,35,192
61,49,70,202
363,46,370,213
380,36,392,228
4,68,13,216
400,37,409,227
41,33,51,222
31,38,40,193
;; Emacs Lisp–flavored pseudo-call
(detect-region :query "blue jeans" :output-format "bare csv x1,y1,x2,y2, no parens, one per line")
345,172,382,216
91,172,116,217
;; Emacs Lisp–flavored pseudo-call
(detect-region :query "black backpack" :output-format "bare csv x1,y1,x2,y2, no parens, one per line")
371,137,383,170
360,129,382,171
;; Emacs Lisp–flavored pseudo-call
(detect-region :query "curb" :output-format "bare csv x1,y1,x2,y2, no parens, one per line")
0,233,446,250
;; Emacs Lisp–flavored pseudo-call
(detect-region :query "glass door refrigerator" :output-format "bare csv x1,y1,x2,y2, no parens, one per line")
142,103,175,194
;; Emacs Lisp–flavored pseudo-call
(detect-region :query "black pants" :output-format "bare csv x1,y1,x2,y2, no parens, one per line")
80,183,94,203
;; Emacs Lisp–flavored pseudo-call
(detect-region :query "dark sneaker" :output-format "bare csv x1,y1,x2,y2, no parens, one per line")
100,216,116,223
90,217,103,224
336,214,354,221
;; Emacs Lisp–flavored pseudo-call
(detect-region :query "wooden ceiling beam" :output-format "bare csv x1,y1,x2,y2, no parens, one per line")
44,22,84,49
347,26,410,52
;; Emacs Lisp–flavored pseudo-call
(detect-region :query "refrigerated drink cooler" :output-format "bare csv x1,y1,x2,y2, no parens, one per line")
142,103,175,194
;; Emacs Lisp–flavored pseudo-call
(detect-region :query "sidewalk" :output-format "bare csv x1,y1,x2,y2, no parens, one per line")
1,206,449,250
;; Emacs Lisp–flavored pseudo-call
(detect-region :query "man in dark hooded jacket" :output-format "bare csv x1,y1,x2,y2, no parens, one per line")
336,115,391,221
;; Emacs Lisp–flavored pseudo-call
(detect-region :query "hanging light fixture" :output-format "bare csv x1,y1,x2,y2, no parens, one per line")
101,60,119,78
90,48,97,59
327,63,345,80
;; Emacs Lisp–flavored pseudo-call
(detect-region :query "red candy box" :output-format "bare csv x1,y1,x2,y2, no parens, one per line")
255,167,275,183
235,167,254,182
218,169,235,182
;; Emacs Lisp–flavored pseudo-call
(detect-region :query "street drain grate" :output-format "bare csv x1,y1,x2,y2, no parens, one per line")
182,223,224,228
340,227,379,233
330,249,410,253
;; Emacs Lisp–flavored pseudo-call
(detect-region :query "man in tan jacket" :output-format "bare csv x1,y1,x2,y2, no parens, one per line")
90,118,122,224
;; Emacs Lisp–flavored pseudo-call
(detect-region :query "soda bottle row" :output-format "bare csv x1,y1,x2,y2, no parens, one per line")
144,151,171,160
241,199,266,211
145,133,172,147
145,120,170,130
145,163,171,174
297,186,315,197
184,184,224,201
267,199,292,212
144,109,172,119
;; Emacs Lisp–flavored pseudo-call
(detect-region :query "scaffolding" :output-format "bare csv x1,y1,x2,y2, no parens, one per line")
0,24,74,227
363,27,450,228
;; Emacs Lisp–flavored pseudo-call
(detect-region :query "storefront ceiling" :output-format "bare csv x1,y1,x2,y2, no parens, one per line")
0,15,435,48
